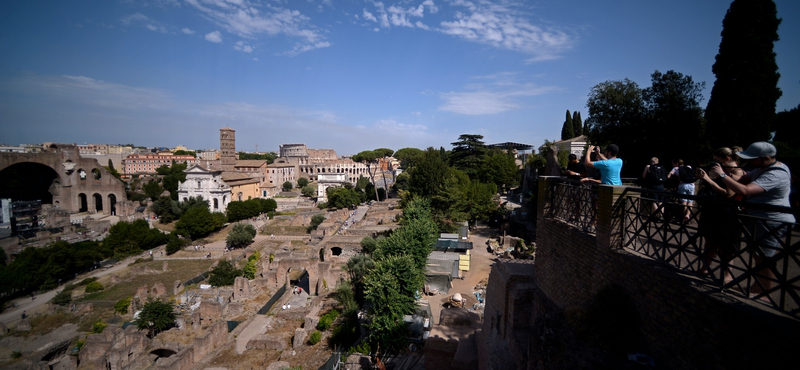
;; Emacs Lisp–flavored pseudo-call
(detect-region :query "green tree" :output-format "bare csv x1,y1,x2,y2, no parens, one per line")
301,185,316,197
282,181,293,192
134,299,176,338
179,196,209,213
360,236,377,254
308,214,325,233
151,196,182,223
165,233,185,255
363,255,423,352
344,254,375,305
573,111,583,138
392,172,410,192
106,159,121,180
393,147,424,170
352,150,381,202
226,223,256,249
209,260,242,286
643,70,707,166
175,206,222,239
449,134,487,180
481,149,519,189
143,180,165,201
705,0,782,148
408,147,448,199
374,148,394,196
297,177,309,187
586,78,646,149
561,110,574,140
327,187,362,209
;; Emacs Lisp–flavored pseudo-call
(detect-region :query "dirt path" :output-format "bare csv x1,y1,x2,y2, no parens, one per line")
429,226,497,324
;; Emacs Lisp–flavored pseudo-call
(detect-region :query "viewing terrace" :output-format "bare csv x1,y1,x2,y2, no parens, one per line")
538,176,800,319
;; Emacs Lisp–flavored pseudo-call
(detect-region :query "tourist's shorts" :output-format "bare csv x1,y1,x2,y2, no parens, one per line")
749,219,787,258
677,183,695,204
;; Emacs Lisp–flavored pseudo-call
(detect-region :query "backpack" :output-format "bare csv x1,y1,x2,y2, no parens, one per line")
678,166,697,183
649,164,668,184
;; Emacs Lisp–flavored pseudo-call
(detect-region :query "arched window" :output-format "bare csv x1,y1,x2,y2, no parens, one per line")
213,198,219,209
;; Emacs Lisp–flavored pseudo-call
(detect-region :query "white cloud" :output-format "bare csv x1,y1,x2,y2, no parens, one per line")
205,30,223,43
235,40,254,53
120,13,168,33
439,1,572,61
359,1,573,61
182,27,196,34
439,74,559,115
184,0,331,55
363,9,377,22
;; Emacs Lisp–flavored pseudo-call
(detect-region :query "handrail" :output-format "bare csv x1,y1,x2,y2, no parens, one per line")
541,177,800,318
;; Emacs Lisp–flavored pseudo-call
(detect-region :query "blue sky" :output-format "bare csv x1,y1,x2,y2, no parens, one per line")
1,0,798,155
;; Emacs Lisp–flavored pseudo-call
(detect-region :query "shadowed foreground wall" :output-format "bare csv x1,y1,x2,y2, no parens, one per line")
479,181,800,369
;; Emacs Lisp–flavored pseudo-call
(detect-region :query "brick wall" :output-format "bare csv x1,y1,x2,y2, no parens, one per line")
521,179,800,369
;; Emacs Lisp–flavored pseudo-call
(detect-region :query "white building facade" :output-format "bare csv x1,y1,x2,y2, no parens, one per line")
177,165,232,213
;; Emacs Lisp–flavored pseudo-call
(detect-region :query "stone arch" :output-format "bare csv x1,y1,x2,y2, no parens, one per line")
0,162,60,205
93,193,103,212
91,168,102,180
78,193,88,212
108,194,117,215
331,247,342,256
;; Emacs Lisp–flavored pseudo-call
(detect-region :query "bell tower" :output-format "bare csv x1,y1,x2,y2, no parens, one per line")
220,127,236,172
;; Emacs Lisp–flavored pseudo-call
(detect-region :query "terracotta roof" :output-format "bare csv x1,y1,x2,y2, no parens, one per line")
235,160,267,167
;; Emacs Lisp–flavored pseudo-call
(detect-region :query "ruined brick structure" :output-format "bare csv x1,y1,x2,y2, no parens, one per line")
0,143,132,216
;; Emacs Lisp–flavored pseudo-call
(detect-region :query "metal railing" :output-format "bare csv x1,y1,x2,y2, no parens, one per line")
542,178,800,318
542,179,597,233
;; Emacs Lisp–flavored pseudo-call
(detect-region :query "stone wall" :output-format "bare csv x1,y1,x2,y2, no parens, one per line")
479,179,800,369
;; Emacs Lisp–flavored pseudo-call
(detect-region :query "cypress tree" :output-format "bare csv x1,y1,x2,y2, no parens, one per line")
705,0,782,148
572,111,583,137
561,110,574,140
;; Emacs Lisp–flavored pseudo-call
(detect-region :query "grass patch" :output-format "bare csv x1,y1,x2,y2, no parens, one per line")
152,221,176,233
26,312,78,337
81,259,213,303
261,225,308,236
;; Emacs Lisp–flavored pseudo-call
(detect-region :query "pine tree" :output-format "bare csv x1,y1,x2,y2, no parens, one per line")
572,111,582,137
705,0,782,148
561,110,574,140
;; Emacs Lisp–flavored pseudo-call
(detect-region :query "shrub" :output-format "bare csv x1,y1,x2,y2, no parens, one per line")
301,185,316,197
308,331,322,345
282,181,293,192
62,283,77,292
166,233,185,255
114,298,131,315
92,321,108,334
84,281,105,293
307,214,325,233
297,177,309,187
209,260,242,286
11,351,21,359
317,308,340,331
52,290,72,306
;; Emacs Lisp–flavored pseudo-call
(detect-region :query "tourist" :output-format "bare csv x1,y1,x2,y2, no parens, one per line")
582,144,622,185
708,141,795,300
668,159,696,222
695,147,745,283
642,157,668,219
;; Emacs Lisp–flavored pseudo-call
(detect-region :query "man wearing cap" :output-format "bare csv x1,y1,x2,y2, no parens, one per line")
583,144,622,185
707,141,794,299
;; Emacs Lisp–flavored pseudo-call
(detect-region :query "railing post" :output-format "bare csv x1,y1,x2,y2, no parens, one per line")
596,185,627,250
536,176,557,224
